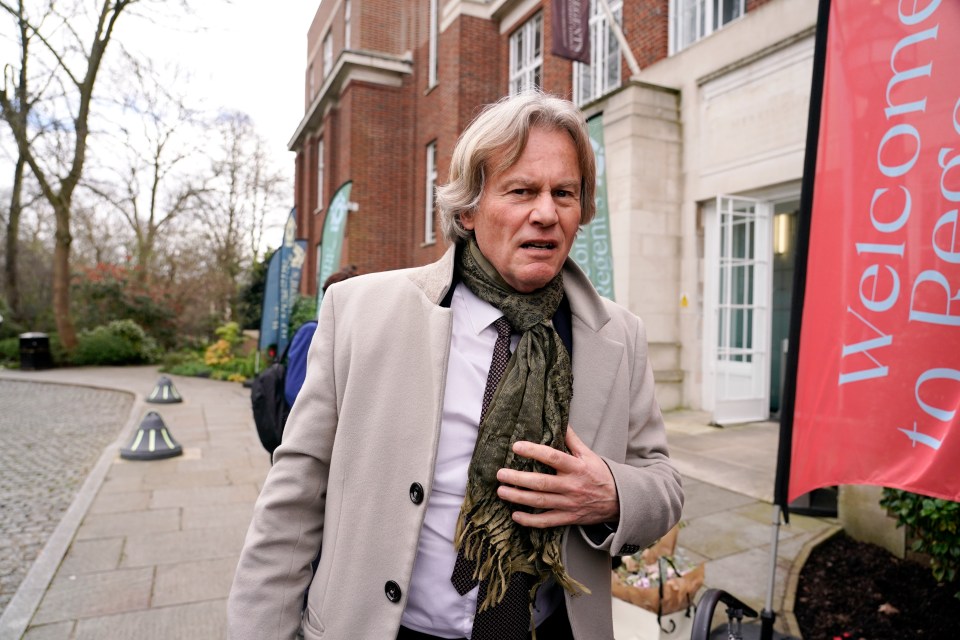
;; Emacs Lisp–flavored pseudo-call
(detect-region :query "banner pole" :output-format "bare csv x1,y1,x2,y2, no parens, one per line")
760,505,782,639
596,0,641,78
763,1,832,638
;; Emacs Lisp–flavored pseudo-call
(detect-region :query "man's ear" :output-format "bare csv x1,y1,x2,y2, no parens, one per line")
460,209,476,231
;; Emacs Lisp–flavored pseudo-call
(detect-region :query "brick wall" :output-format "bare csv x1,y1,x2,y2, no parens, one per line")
293,0,788,295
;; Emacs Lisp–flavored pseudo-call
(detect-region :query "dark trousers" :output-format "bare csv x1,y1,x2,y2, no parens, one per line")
396,601,574,640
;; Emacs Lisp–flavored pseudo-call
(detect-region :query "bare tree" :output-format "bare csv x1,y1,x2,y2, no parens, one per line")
84,56,206,286
1,0,35,323
0,0,142,350
194,110,288,321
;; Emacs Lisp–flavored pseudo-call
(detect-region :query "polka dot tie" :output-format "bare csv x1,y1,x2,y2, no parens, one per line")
450,317,532,638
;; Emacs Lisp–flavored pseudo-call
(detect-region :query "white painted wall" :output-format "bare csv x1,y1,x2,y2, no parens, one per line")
600,0,819,411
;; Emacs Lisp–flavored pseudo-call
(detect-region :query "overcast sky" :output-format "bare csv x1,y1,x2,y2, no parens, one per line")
120,1,320,245
1,1,320,248
132,2,319,162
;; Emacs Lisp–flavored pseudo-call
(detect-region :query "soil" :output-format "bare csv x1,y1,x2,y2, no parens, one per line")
794,533,960,639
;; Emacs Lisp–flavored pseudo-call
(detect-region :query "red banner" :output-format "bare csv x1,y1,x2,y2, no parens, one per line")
551,0,590,64
791,1,960,503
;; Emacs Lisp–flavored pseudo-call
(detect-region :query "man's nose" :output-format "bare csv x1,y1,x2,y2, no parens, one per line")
529,191,559,224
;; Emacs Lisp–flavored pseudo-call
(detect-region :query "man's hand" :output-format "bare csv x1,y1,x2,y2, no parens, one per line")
496,426,620,528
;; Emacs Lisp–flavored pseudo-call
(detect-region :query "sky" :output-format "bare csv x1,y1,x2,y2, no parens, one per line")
118,1,321,247
0,1,320,249
119,2,319,164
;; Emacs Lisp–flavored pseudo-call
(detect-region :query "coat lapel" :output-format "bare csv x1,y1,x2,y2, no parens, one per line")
563,259,624,450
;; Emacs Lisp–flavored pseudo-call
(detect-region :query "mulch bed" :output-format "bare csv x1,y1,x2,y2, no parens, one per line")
794,532,960,639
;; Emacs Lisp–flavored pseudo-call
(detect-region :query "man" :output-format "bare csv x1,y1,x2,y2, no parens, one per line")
228,91,683,640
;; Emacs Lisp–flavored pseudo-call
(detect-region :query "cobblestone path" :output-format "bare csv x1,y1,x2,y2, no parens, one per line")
0,380,132,614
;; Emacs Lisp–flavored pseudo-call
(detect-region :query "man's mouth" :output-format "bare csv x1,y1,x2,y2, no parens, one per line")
520,241,556,250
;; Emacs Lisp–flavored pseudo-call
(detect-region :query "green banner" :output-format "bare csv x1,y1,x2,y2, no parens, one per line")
571,114,615,300
316,181,353,309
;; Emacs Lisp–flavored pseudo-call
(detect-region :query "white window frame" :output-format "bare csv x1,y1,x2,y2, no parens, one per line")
573,0,623,106
308,63,315,98
424,142,437,244
316,139,325,213
670,0,745,55
509,13,543,95
323,30,333,77
428,0,439,88
344,0,351,50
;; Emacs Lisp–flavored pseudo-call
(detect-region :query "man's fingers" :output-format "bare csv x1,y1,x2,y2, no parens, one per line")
511,509,576,528
565,426,586,457
511,440,576,472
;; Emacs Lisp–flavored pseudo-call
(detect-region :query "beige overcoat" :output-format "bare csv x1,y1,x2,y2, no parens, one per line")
227,247,683,639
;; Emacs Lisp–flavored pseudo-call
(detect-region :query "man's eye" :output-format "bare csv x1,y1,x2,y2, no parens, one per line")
511,188,532,196
554,190,574,198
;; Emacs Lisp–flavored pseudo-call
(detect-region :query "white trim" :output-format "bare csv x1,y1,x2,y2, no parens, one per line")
323,30,334,77
573,0,623,106
316,138,325,213
424,142,438,245
670,0,746,56
509,12,543,95
429,0,439,88
699,143,806,179
290,51,414,149
700,37,813,99
497,0,541,34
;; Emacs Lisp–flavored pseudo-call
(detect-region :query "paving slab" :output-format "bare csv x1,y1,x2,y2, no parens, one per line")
71,600,227,640
57,539,123,576
31,567,153,625
152,557,238,607
0,368,834,640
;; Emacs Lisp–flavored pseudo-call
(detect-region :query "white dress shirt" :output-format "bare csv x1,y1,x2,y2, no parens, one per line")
401,283,561,638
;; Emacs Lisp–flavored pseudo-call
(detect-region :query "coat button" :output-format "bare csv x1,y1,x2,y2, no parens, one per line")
385,580,402,603
409,482,424,504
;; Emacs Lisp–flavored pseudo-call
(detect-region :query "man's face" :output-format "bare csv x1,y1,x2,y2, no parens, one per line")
463,127,582,293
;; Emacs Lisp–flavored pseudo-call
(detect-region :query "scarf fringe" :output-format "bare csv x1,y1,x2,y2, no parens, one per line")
454,490,590,611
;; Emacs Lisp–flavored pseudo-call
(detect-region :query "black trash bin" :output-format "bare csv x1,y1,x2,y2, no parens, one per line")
20,332,53,370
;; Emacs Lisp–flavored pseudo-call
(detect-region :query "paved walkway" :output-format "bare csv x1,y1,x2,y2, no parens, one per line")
0,366,837,639
0,382,133,614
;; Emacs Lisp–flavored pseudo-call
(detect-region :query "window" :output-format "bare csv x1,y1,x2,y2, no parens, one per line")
573,0,622,106
323,30,333,77
344,0,351,50
671,0,744,54
308,63,315,98
316,139,325,212
509,13,543,95
428,0,439,87
424,142,437,244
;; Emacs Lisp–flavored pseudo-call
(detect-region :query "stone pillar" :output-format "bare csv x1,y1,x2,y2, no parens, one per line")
838,485,906,559
603,82,684,408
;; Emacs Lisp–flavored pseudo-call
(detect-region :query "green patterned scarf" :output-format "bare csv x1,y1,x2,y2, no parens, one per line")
453,239,588,612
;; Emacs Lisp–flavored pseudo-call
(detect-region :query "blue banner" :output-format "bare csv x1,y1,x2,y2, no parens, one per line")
258,250,281,352
316,181,353,309
571,114,615,300
261,209,307,355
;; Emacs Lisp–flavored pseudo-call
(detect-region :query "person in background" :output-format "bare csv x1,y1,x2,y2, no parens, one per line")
283,265,359,407
228,90,683,640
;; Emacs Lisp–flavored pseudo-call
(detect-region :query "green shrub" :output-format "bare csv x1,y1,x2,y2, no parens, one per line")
880,488,960,598
214,321,243,346
0,337,19,366
289,296,317,336
164,358,213,378
71,319,159,366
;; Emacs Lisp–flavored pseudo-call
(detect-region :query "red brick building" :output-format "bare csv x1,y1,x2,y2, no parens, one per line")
290,0,816,420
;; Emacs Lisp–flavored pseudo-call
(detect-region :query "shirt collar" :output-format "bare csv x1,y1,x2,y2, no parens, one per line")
454,283,503,337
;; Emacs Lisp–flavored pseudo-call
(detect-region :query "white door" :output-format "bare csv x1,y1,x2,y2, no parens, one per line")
703,195,772,425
